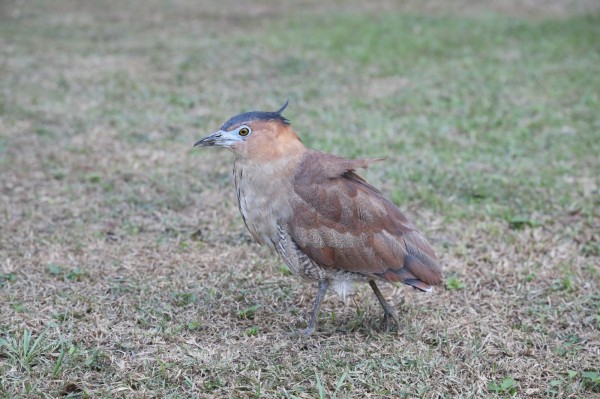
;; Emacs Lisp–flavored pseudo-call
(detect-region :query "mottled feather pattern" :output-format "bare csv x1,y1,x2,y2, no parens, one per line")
288,151,442,290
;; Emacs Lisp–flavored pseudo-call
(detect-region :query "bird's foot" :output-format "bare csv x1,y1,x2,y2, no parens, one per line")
301,326,315,338
286,326,315,339
381,310,402,333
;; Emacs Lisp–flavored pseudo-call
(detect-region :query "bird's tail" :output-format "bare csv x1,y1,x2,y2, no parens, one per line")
373,268,434,292
403,279,433,292
373,251,440,292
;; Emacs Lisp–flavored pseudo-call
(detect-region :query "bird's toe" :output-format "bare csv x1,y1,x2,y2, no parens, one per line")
285,327,315,339
301,326,315,338
381,312,402,333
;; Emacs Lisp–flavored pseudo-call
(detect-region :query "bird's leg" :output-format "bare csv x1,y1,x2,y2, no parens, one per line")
368,280,402,332
302,279,329,337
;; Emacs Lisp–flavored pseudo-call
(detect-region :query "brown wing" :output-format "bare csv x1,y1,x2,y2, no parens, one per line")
289,151,442,290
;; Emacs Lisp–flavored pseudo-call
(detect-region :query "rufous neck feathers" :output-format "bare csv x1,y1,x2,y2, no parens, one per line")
232,121,306,162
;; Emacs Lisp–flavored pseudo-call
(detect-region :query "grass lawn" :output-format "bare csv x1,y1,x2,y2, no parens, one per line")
1,0,599,397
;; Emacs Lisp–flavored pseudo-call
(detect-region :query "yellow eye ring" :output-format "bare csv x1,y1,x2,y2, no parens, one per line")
239,127,250,136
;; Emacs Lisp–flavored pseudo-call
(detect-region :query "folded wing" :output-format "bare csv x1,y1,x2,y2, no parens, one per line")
288,151,442,291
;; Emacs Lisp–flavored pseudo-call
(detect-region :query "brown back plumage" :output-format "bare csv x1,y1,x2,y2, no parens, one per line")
289,150,442,291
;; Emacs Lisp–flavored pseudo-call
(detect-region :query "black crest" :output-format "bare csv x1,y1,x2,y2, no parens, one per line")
220,100,290,131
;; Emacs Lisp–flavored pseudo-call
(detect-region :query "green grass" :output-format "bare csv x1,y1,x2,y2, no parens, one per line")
264,14,600,222
1,1,599,397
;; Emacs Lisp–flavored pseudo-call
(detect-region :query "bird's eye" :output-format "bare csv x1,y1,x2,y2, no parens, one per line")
238,127,250,136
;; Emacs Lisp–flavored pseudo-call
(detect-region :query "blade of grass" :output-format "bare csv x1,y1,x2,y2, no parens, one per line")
333,371,348,399
315,368,326,399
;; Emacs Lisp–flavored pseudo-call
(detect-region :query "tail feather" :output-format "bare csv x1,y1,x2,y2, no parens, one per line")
403,279,433,292
372,253,440,292
404,253,443,286
403,235,443,286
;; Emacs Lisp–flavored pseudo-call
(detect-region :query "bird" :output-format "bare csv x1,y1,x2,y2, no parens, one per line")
194,101,442,336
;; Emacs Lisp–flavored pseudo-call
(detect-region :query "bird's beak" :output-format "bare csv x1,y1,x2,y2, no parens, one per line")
193,130,243,148
193,131,222,147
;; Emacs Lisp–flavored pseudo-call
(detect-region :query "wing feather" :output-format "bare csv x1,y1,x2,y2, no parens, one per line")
289,151,442,289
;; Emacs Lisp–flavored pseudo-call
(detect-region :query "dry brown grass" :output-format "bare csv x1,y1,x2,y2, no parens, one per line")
1,0,599,398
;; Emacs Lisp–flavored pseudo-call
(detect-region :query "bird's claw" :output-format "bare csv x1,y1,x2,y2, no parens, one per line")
286,326,315,339
301,327,315,338
381,312,402,333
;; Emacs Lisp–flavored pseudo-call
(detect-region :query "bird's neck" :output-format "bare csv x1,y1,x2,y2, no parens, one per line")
234,149,304,180
233,150,304,249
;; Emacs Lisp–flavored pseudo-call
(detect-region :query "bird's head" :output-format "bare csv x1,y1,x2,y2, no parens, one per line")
194,101,305,160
